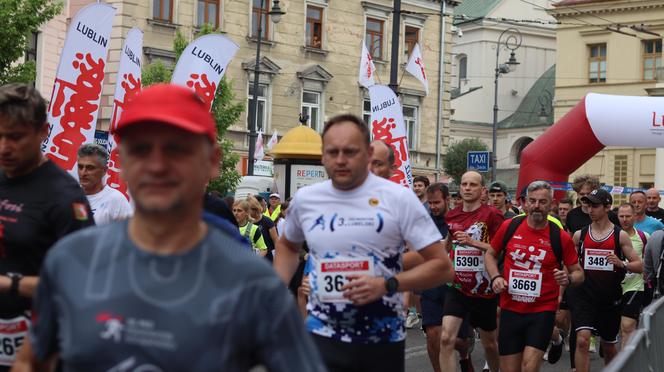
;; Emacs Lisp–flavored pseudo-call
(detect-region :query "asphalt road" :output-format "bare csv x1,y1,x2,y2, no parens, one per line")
405,327,605,372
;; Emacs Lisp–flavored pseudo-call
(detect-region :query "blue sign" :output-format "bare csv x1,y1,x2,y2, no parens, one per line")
467,151,490,172
94,130,110,151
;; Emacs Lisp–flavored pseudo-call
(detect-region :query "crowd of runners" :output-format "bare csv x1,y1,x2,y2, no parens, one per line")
1,82,663,372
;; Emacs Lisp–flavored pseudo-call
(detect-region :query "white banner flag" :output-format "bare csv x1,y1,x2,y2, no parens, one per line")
42,3,116,173
107,27,143,200
172,34,239,111
255,132,265,161
359,42,376,88
368,85,413,188
405,43,429,95
267,131,278,151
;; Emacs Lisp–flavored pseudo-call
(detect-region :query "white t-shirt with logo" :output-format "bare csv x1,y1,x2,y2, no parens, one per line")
285,173,442,343
87,185,133,225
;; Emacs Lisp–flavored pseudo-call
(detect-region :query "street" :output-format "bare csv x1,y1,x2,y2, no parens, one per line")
405,328,605,372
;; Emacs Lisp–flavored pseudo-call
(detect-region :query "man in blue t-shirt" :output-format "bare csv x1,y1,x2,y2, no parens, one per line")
14,84,324,372
631,191,664,234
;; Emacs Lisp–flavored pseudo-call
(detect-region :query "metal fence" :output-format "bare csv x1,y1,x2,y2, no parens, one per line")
603,296,664,372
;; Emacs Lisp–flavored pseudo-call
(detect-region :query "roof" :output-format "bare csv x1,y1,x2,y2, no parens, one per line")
497,65,556,129
553,0,615,6
269,125,321,159
453,0,502,23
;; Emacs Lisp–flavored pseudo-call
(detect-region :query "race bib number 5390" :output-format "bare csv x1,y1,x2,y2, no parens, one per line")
454,247,484,272
0,316,29,366
316,257,374,303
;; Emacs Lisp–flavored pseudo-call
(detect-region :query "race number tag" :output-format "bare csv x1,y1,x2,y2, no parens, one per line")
584,249,614,271
316,257,374,303
0,316,29,366
454,247,484,272
508,270,542,297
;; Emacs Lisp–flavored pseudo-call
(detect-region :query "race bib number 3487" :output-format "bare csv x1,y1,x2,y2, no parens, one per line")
584,249,614,271
316,257,375,303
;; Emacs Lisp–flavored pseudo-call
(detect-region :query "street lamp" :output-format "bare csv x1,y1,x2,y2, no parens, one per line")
247,0,285,176
538,90,553,121
491,28,522,182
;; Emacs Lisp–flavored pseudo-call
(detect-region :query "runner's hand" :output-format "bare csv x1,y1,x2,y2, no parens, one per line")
298,276,311,298
342,275,387,306
492,276,507,293
606,253,622,266
453,231,474,247
553,269,569,286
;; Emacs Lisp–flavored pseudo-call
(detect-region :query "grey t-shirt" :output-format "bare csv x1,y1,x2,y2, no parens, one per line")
31,222,325,372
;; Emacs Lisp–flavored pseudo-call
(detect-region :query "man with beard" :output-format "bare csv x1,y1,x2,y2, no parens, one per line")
486,181,583,372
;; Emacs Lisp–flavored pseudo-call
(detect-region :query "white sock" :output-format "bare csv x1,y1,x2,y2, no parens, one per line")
553,333,563,345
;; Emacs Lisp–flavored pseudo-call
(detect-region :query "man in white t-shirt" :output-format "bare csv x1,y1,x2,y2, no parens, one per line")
77,143,132,225
274,114,454,372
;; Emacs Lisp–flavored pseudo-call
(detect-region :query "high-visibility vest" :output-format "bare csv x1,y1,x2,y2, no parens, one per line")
515,212,564,229
264,205,281,222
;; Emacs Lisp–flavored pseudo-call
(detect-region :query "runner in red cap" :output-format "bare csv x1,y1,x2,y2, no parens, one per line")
15,84,325,371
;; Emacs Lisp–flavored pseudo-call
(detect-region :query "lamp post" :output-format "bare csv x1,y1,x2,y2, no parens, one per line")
491,28,521,182
537,90,553,121
247,0,285,176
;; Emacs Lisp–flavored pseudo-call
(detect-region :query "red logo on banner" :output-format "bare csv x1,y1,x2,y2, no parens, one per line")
47,52,105,170
110,73,141,132
415,58,426,80
372,117,410,187
366,53,373,79
186,73,216,110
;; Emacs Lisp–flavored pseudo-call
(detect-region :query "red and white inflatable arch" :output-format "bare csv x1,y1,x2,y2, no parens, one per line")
518,93,664,196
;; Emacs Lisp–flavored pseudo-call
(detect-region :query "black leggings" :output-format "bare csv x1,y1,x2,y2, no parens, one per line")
313,334,405,372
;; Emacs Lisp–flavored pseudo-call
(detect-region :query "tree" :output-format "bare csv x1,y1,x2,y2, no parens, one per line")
0,0,62,84
443,138,489,185
142,25,244,195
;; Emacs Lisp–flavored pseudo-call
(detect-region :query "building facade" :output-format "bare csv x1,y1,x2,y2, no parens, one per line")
549,0,663,202
32,0,460,180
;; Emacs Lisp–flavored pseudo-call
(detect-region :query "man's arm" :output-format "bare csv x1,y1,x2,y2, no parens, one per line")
274,236,303,284
558,263,584,287
613,230,643,274
644,235,658,282
342,241,453,306
485,247,507,293
11,337,57,372
453,230,493,252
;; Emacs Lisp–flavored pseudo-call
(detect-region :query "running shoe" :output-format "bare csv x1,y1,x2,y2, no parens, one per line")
405,312,419,329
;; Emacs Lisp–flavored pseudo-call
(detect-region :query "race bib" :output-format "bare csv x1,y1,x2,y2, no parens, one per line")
584,249,614,271
508,270,542,298
0,316,30,366
316,257,375,303
454,247,484,272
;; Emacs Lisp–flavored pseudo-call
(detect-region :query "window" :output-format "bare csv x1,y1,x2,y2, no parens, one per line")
247,82,268,131
643,40,662,81
306,5,323,48
404,26,419,58
514,137,533,165
301,91,321,131
252,0,269,39
197,0,219,28
458,55,467,88
25,32,38,62
365,18,384,60
403,105,417,150
614,155,628,205
588,44,606,83
153,0,173,22
363,100,372,128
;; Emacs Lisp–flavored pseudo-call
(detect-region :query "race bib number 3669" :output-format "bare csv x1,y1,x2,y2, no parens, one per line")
584,249,614,271
508,270,542,298
316,257,375,303
0,316,29,366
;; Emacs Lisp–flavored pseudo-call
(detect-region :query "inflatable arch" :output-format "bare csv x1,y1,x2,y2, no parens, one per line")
517,93,664,196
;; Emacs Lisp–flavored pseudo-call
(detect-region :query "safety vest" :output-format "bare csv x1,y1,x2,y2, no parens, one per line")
515,212,564,229
263,205,281,222
239,222,267,252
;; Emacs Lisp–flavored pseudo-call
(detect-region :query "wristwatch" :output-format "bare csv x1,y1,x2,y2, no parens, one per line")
6,272,22,297
385,276,399,295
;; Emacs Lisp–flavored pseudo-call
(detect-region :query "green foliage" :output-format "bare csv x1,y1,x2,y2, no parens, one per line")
141,25,244,195
443,138,490,185
0,0,62,84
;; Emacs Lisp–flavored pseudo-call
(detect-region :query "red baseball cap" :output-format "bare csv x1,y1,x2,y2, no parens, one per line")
114,83,216,142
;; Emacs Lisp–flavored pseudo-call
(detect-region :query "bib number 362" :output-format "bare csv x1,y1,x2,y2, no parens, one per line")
316,257,374,303
0,316,30,366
